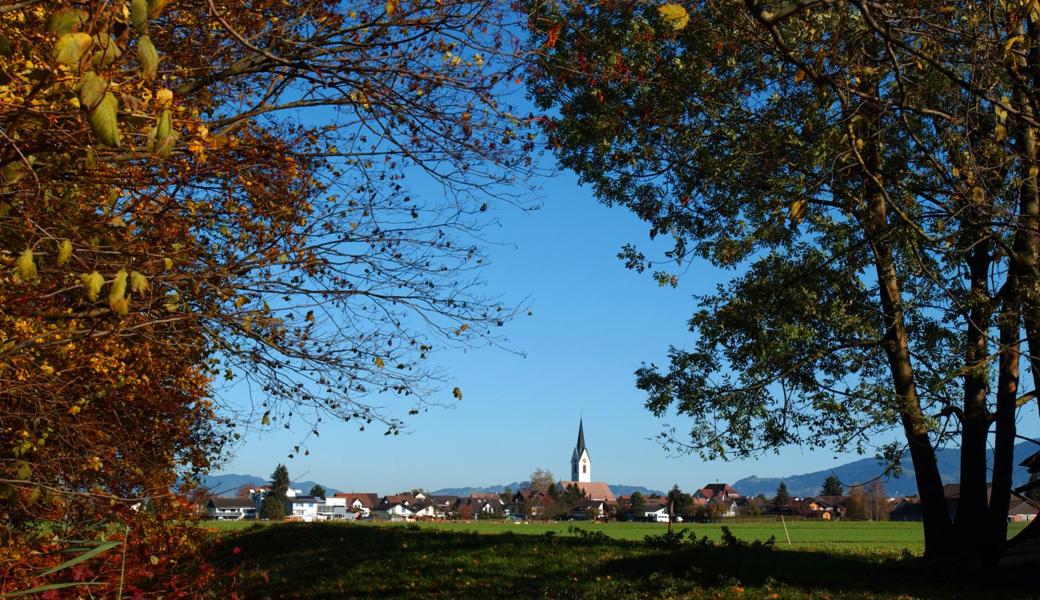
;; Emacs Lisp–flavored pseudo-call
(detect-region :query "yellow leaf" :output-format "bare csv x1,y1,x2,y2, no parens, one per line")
386,0,398,15
788,199,808,222
147,0,171,18
163,257,173,270
40,363,55,376
156,88,173,107
658,3,689,31
130,271,149,293
15,248,37,282
1030,165,1039,179
452,386,463,401
56,239,72,265
374,357,386,368
109,269,129,315
81,271,104,301
163,291,179,312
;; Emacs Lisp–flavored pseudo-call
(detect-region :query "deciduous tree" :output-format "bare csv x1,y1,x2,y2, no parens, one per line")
525,0,1038,563
1,0,533,594
529,468,555,493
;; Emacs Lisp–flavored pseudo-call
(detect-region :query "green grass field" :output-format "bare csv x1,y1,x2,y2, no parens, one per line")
204,518,1029,553
207,520,1037,599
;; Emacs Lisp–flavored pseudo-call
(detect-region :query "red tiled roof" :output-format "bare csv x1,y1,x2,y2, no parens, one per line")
558,481,615,502
333,492,379,508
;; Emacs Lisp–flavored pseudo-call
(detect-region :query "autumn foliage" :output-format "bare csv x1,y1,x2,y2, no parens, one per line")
1,0,529,595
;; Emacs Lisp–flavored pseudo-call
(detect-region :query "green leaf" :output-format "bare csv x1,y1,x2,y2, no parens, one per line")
38,540,121,577
90,33,122,69
46,9,88,34
88,93,120,147
137,35,159,81
77,71,107,111
53,32,92,66
130,0,149,32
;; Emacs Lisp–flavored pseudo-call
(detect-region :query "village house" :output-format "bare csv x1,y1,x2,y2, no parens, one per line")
455,495,505,519
411,500,448,520
804,496,848,520
375,498,416,521
694,483,741,502
706,497,738,518
206,497,256,520
286,495,323,522
332,492,379,518
511,489,550,519
569,499,609,521
641,497,671,522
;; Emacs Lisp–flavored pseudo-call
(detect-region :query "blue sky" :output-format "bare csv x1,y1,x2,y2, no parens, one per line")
215,167,910,495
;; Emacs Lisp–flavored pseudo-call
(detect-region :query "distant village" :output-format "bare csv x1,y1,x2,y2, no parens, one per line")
204,420,1039,525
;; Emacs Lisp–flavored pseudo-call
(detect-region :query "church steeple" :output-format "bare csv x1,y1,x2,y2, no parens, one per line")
571,418,592,483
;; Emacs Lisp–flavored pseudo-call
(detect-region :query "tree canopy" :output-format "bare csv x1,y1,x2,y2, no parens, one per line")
526,0,1039,561
1,0,533,594
774,482,790,509
821,475,844,497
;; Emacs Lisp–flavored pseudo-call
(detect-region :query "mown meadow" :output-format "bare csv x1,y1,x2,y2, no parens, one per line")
207,520,1037,599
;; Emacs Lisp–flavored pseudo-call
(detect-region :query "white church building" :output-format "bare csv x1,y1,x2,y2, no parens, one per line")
558,419,615,502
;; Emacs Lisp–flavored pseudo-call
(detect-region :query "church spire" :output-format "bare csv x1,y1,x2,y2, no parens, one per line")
571,417,592,482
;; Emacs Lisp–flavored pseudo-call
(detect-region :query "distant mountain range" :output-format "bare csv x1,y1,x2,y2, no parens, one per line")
199,441,1038,499
733,442,1038,498
197,473,340,497
196,473,664,499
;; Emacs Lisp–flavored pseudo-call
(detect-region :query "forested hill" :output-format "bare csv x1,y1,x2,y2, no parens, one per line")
733,442,1038,498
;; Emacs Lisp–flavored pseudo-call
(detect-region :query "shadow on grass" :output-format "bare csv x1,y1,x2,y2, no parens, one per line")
209,522,1036,599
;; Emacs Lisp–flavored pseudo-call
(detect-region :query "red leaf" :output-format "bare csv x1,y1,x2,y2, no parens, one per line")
546,24,562,49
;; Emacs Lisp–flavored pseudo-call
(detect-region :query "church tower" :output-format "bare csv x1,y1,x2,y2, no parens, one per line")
570,419,591,483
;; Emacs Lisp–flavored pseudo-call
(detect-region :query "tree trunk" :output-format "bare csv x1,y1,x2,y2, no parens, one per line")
1018,21,1040,427
987,308,1018,568
859,109,952,557
955,230,993,555
988,21,1038,560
